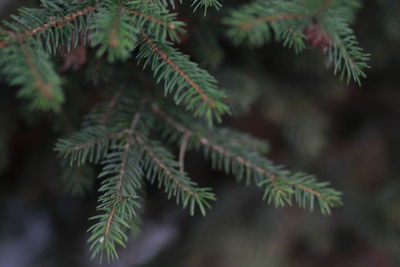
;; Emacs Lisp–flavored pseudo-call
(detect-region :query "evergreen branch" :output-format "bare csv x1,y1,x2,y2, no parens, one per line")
322,18,370,85
58,95,145,165
0,1,98,49
0,0,185,52
88,112,144,262
55,126,126,165
90,0,138,62
224,0,369,84
223,1,306,47
135,134,215,216
88,143,142,262
142,35,215,107
18,40,55,100
124,4,185,42
0,39,64,111
151,104,342,214
137,35,229,124
15,4,97,42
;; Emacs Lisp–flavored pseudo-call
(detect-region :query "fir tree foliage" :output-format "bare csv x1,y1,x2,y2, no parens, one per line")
0,0,364,262
0,39,64,111
223,0,370,84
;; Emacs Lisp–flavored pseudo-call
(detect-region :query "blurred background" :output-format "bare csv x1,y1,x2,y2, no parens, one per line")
1,0,400,266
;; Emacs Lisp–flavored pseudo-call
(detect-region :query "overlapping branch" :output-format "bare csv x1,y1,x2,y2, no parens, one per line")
151,104,342,214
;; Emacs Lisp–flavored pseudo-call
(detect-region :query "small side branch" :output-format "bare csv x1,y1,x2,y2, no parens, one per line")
151,104,331,200
4,4,98,47
66,131,125,153
143,35,217,110
135,134,197,197
104,109,142,237
18,40,53,99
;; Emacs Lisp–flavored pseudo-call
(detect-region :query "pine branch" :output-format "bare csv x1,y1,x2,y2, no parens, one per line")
0,39,64,111
55,126,126,165
90,0,139,62
0,1,98,53
135,134,215,216
14,4,97,42
151,104,342,214
0,0,184,53
223,0,369,84
124,2,185,42
322,17,370,85
88,143,142,262
223,1,306,47
88,111,143,262
136,35,229,124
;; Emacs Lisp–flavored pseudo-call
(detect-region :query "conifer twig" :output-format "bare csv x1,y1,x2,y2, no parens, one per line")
1,4,98,47
151,104,329,200
103,109,142,239
17,39,54,100
66,131,125,153
134,134,197,197
143,35,217,110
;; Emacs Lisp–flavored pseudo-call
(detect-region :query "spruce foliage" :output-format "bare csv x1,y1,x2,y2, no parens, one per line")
0,0,369,262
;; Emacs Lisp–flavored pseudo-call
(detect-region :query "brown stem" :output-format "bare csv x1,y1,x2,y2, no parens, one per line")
104,208,116,236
